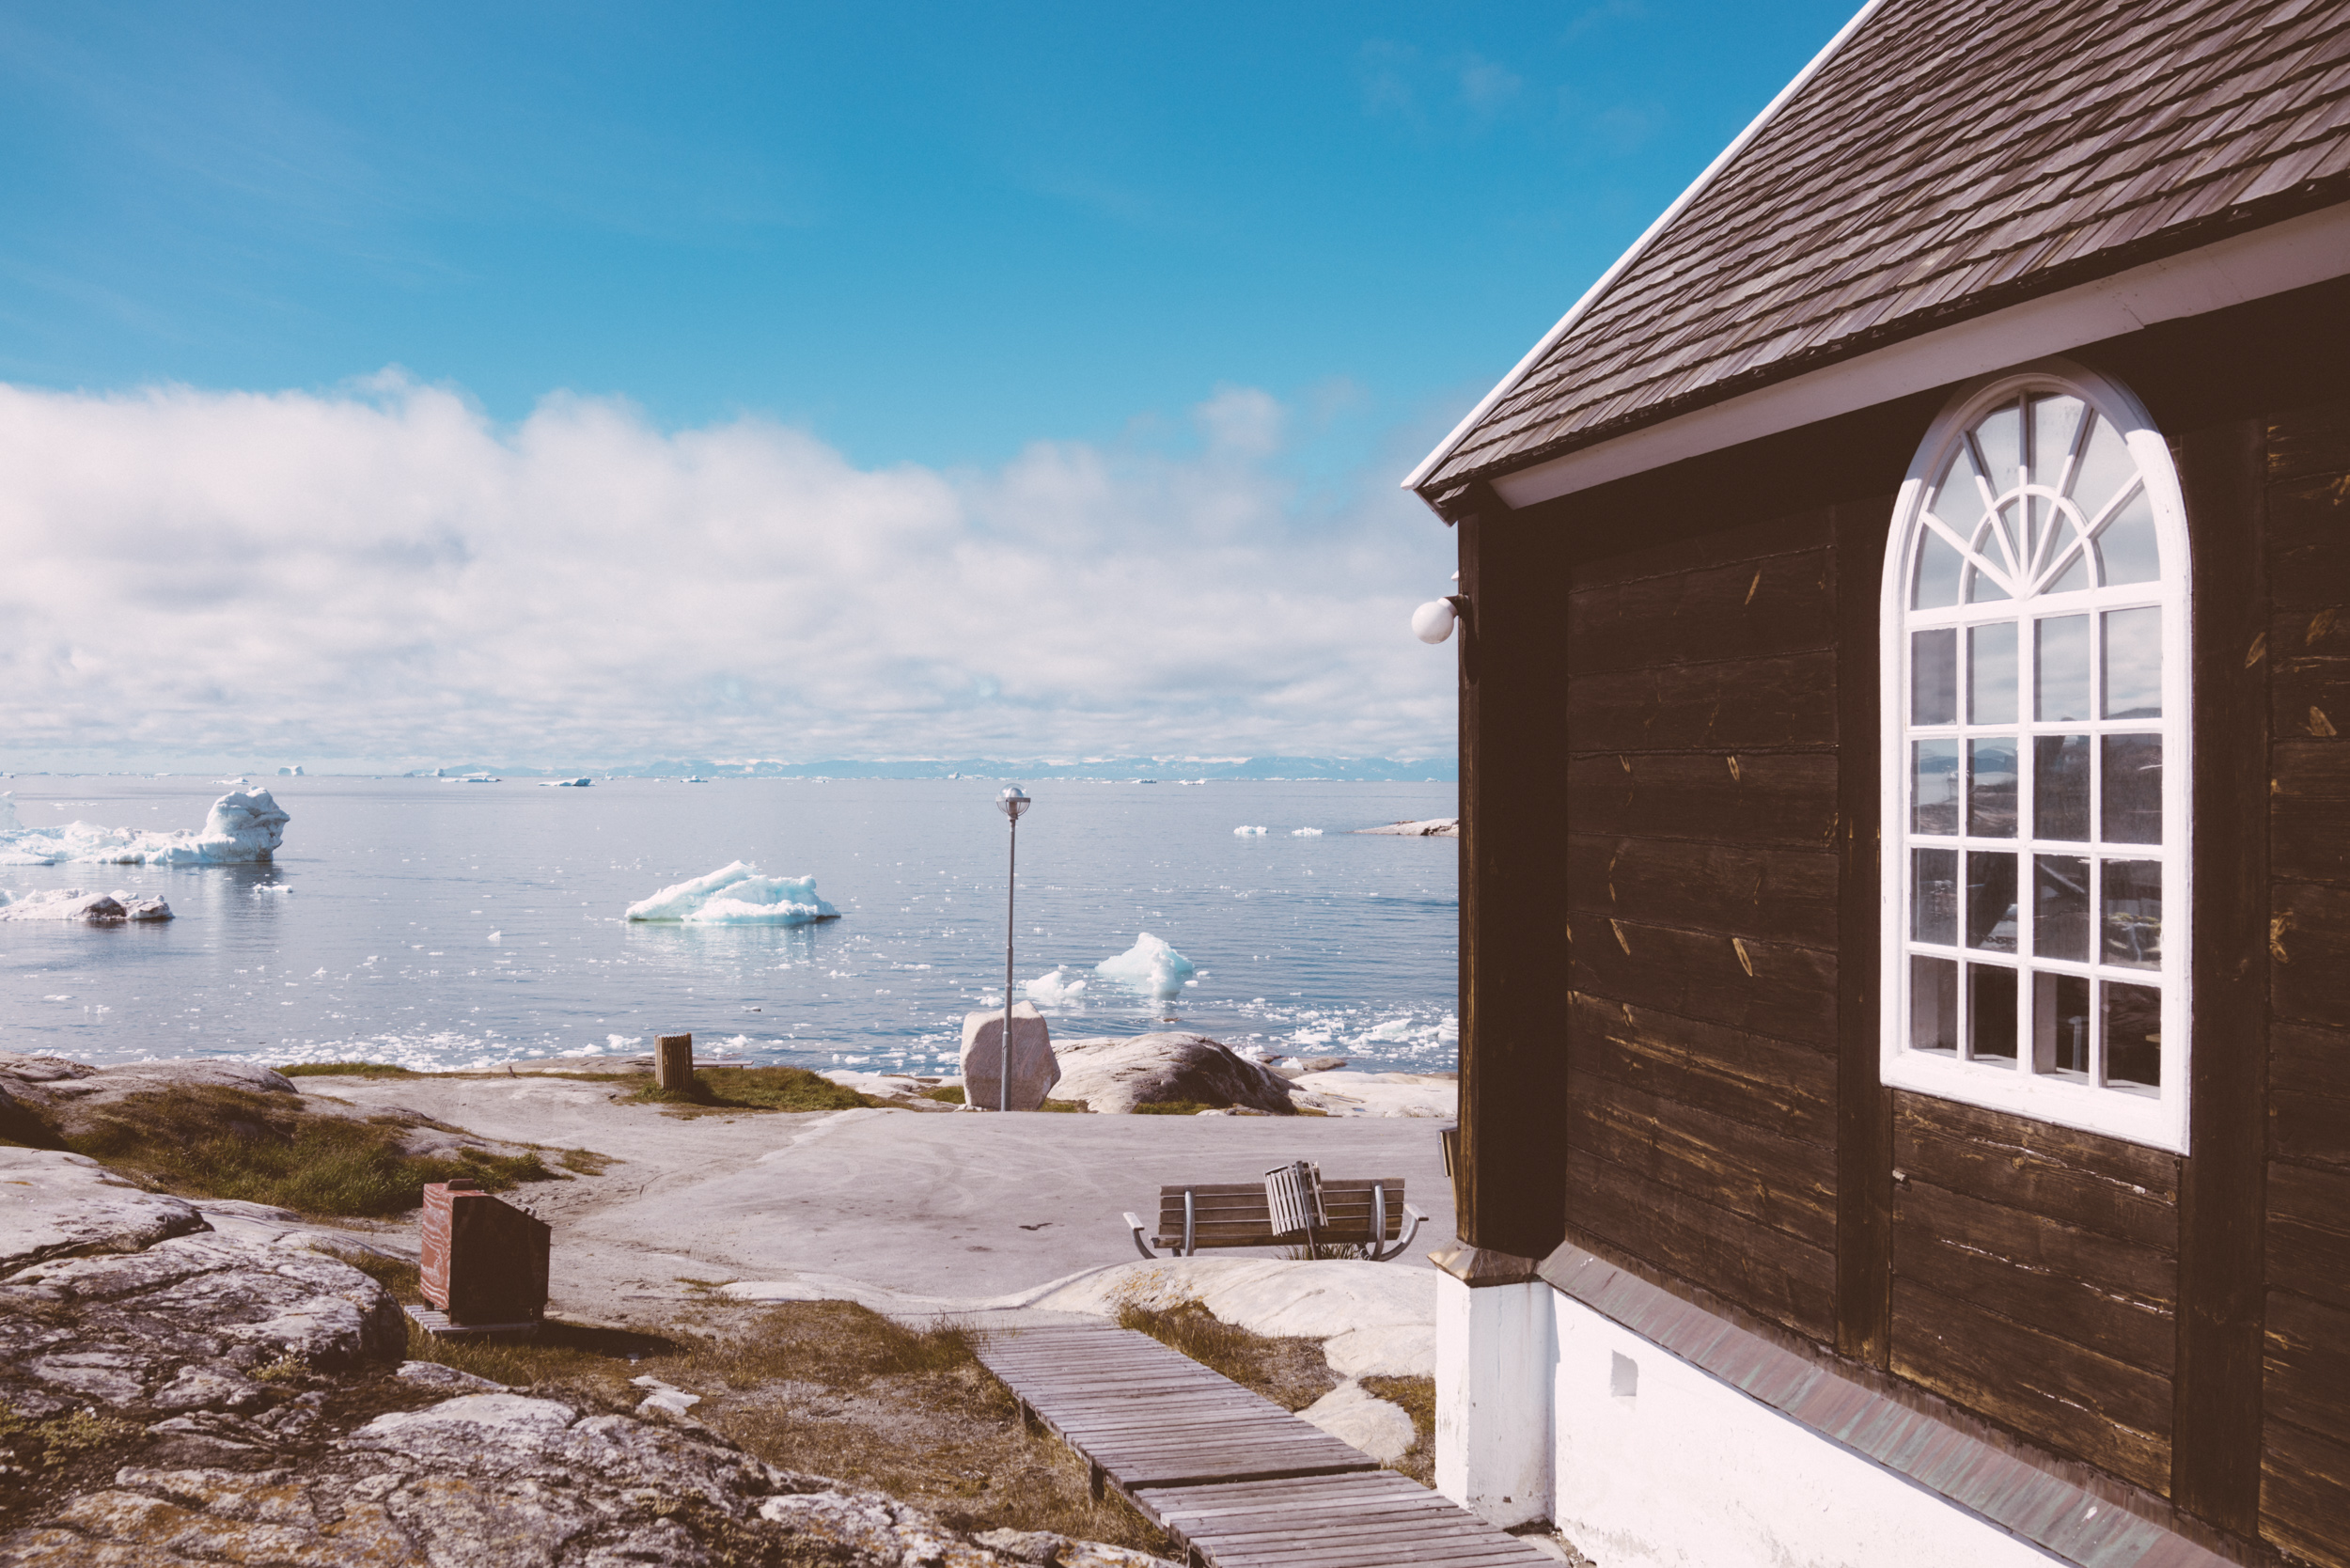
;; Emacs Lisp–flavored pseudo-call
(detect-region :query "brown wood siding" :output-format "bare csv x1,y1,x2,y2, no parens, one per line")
1889,1092,2182,1492
2261,400,2350,1567
1562,513,1841,1343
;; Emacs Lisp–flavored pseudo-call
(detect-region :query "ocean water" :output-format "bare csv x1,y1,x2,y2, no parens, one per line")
0,776,1458,1074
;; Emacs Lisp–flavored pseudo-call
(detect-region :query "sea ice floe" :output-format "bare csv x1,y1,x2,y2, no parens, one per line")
0,789,289,866
624,861,841,925
0,888,173,922
1095,933,1197,997
1024,965,1090,1005
1233,825,1269,836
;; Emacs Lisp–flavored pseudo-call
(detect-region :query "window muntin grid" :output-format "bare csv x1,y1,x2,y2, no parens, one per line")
1882,368,2190,1152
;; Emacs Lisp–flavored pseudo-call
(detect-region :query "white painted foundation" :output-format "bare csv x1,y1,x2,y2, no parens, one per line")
1547,1291,2058,1568
1434,1273,1555,1528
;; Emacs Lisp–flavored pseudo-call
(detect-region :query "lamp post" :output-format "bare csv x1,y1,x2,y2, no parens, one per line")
995,786,1032,1113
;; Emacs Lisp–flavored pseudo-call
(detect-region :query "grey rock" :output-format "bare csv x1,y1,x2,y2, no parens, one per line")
0,1147,209,1273
961,1002,1062,1111
1053,1033,1297,1115
395,1359,507,1392
1298,1056,1350,1074
0,1231,404,1421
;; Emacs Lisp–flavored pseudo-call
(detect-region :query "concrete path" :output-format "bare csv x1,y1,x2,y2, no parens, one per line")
306,1075,1457,1326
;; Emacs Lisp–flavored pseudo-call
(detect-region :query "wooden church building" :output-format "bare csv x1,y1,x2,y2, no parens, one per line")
1411,2,2350,1565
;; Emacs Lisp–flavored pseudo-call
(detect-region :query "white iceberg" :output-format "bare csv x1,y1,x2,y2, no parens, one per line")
540,777,592,788
1095,933,1197,998
1024,965,1090,1005
1233,824,1269,836
1290,827,1324,837
0,887,173,922
625,861,840,925
0,789,289,867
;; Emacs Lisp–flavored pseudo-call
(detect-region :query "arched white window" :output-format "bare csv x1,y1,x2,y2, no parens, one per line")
1881,362,2191,1152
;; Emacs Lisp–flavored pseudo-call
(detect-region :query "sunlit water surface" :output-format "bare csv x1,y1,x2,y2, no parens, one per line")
0,777,1458,1074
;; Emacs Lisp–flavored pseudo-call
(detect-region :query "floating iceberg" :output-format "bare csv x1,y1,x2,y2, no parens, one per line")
0,789,289,867
0,888,173,922
1096,933,1197,998
1024,965,1090,1005
540,777,592,788
1290,827,1324,837
625,861,840,925
1233,825,1269,836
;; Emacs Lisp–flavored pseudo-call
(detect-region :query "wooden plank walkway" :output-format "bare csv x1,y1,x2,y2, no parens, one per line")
976,1324,1556,1567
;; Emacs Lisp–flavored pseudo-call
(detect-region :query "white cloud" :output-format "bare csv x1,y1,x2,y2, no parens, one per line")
0,375,1459,769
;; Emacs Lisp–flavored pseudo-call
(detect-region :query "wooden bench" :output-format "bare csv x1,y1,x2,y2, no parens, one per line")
1125,1177,1424,1262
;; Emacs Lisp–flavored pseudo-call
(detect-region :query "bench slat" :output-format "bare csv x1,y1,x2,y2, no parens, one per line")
1152,1177,1409,1248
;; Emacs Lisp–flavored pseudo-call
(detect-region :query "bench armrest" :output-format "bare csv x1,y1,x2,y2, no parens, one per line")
1371,1202,1428,1263
1123,1211,1160,1261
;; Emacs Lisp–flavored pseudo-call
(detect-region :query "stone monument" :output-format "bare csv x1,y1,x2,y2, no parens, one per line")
960,1001,1060,1111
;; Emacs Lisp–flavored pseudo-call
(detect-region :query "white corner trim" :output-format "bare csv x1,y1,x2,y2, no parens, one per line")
1400,0,1888,494
1486,199,2350,510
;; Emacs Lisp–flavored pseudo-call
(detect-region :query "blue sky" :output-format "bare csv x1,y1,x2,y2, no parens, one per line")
0,1,1852,769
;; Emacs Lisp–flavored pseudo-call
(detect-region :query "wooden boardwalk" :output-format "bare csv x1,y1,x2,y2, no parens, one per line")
976,1324,1555,1567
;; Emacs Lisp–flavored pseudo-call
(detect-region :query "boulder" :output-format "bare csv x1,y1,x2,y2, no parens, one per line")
1297,1380,1418,1463
959,1002,1060,1111
1052,1033,1295,1114
0,1230,403,1419
0,1148,210,1273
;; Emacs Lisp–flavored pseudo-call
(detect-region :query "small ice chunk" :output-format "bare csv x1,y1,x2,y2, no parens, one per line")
1233,825,1269,836
1024,965,1089,1005
1290,827,1324,837
0,888,173,922
625,861,840,925
0,788,289,867
1095,933,1197,998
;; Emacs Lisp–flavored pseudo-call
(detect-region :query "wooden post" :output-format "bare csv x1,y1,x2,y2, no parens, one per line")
1452,483,1573,1263
655,1032,694,1090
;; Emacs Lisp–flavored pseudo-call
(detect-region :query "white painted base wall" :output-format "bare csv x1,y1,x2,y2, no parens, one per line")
1547,1292,2056,1568
1434,1274,1554,1529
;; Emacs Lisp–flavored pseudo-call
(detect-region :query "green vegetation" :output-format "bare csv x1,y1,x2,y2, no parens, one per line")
61,1086,557,1217
1363,1374,1437,1484
626,1065,872,1113
1112,1296,1338,1413
921,1086,1086,1112
275,1061,423,1079
0,1403,134,1472
397,1298,1169,1554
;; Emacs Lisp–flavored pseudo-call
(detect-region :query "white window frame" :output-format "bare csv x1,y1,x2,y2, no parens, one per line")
1878,358,2192,1152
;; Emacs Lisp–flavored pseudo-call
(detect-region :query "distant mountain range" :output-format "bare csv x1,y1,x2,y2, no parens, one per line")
409,756,1457,782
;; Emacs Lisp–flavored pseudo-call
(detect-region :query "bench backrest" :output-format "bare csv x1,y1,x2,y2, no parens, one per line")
1152,1178,1407,1250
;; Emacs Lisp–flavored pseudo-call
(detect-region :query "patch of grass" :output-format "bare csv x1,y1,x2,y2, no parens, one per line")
627,1066,873,1113
0,1404,135,1472
1112,1298,1338,1412
397,1297,1170,1558
1132,1100,1219,1116
349,1251,423,1304
62,1086,558,1218
558,1147,616,1174
275,1061,422,1079
919,1087,1086,1113
1363,1374,1435,1486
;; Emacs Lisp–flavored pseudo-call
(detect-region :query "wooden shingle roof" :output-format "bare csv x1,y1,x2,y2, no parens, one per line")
1416,0,2350,501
